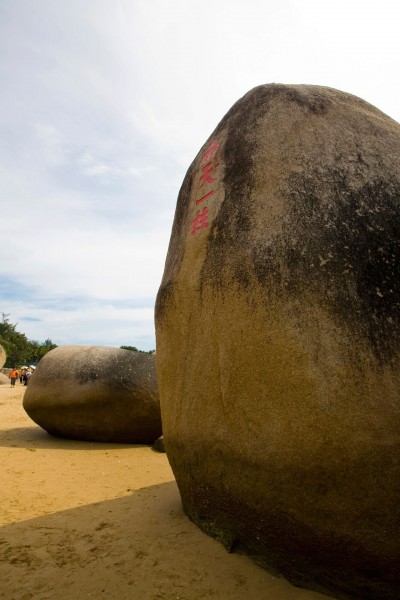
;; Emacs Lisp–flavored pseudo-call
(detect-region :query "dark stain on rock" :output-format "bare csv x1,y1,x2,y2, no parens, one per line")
251,173,400,365
201,84,332,287
76,367,100,384
282,85,329,115
176,442,400,600
198,85,400,365
74,350,156,389
199,87,264,288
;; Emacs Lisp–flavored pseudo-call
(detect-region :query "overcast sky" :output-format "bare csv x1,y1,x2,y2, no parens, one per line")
0,0,399,350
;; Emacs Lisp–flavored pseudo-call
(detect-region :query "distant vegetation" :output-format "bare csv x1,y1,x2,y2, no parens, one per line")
0,313,57,367
120,345,155,354
0,314,154,367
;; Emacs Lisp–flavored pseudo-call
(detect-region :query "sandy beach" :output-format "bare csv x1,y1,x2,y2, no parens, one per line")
0,384,334,600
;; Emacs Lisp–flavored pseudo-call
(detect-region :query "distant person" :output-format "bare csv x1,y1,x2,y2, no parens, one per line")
22,369,28,386
25,370,32,385
9,368,18,387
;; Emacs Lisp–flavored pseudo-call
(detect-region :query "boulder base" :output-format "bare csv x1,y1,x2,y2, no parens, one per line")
155,84,400,600
23,345,161,443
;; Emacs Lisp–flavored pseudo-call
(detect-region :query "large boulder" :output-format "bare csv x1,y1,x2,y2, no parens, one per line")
155,85,400,600
23,345,161,443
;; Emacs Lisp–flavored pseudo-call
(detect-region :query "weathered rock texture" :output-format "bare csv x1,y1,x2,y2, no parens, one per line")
0,344,6,369
155,85,400,600
23,345,161,443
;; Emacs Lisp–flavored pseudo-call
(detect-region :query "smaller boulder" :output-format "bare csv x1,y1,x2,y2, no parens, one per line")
152,435,165,453
23,345,161,444
0,344,6,369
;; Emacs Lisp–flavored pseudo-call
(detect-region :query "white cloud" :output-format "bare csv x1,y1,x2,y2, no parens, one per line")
4,299,156,350
1,224,170,300
0,0,399,348
83,164,112,176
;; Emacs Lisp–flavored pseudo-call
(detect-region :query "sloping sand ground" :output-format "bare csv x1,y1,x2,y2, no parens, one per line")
0,384,334,600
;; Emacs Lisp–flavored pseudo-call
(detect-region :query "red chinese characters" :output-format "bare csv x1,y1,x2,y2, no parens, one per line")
201,139,219,163
191,207,209,234
199,162,218,186
191,140,220,236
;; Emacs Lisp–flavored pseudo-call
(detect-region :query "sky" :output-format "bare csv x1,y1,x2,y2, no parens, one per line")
0,0,399,351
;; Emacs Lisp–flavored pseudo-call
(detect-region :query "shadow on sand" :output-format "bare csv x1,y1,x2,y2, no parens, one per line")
0,481,332,600
0,425,149,451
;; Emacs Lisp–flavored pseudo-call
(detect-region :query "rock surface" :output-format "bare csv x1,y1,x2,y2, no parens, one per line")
155,84,400,600
23,345,161,444
152,435,165,453
0,344,6,369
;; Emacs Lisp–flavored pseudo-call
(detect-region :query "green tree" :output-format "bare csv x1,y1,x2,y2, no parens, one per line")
26,338,57,363
0,313,30,366
0,313,57,366
120,345,155,354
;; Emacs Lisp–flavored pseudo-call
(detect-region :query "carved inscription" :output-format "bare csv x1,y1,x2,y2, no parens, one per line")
190,140,220,236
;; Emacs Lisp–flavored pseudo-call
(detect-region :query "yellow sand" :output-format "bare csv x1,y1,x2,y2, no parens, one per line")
0,384,334,600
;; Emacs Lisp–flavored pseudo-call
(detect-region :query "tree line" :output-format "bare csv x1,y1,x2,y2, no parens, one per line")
120,345,155,354
0,314,154,367
0,313,58,367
